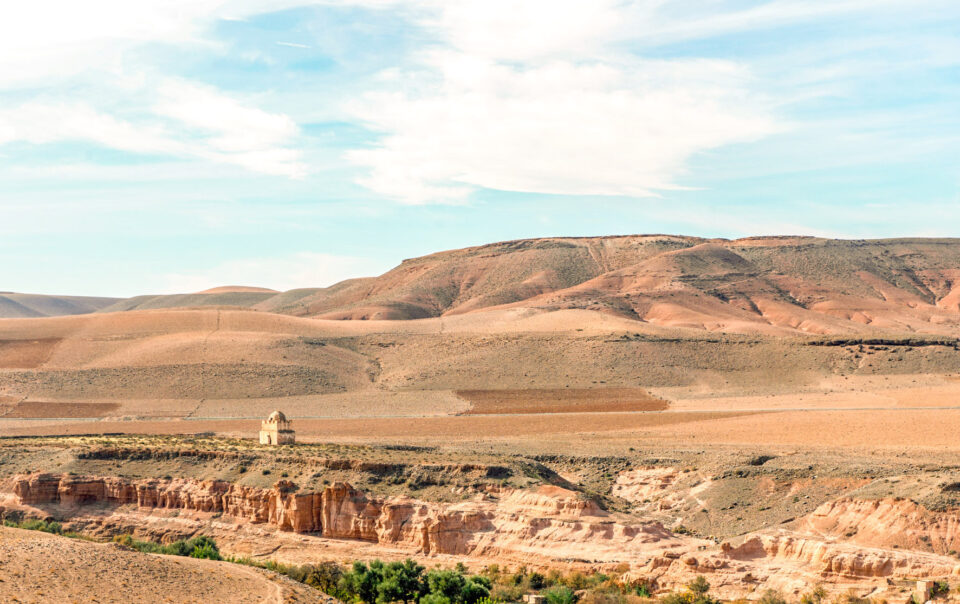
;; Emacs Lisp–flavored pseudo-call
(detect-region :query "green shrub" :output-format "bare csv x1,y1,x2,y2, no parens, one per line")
758,590,787,604
687,577,709,596
190,541,221,560
543,586,578,604
19,519,62,534
799,586,827,604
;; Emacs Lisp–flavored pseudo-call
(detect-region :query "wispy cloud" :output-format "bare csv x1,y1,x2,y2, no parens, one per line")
0,79,305,178
276,41,311,49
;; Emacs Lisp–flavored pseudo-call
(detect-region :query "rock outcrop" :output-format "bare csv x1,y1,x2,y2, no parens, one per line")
9,474,960,598
724,532,960,579
4,473,693,562
802,497,960,554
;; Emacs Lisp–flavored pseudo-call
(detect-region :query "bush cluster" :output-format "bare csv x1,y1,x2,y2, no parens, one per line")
275,559,491,604
4,518,64,534
112,534,222,560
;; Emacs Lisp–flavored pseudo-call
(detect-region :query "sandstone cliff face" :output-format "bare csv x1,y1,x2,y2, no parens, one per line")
723,532,960,579
11,474,960,598
6,474,691,562
802,497,960,554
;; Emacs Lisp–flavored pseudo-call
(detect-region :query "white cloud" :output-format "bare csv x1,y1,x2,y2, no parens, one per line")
626,0,947,48
160,252,388,293
0,0,942,198
155,80,305,177
426,0,623,61
0,1,308,178
0,102,182,153
345,1,781,203
0,81,305,178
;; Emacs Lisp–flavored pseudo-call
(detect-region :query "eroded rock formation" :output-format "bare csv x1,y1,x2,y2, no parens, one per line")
4,473,692,561
7,473,960,598
802,497,960,553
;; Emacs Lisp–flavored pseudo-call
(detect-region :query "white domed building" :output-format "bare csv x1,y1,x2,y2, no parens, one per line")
259,410,295,445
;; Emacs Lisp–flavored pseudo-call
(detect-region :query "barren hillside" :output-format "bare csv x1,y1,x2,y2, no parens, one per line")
0,292,120,318
22,235,959,337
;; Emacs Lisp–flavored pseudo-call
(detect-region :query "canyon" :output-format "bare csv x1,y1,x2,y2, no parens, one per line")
4,437,960,599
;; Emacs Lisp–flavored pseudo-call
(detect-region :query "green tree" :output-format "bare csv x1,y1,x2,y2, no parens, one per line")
303,561,345,595
378,560,426,604
426,569,467,603
459,577,491,604
343,560,386,604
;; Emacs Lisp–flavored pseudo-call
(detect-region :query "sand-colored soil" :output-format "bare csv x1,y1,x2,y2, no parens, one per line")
0,411,757,440
0,526,327,603
660,374,960,411
0,401,120,418
634,408,960,450
9,406,960,454
458,388,667,414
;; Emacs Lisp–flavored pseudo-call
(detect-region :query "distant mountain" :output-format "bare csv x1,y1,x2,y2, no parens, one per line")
259,235,960,336
6,236,960,336
0,293,121,318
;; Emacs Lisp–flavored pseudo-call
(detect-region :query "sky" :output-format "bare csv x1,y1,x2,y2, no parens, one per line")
1,0,958,297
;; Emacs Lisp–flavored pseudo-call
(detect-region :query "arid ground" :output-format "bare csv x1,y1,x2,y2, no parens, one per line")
3,236,960,600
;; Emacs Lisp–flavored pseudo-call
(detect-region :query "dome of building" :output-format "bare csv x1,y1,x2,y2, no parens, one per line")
267,410,287,423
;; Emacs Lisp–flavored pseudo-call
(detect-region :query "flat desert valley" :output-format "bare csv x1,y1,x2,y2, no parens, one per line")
4,235,960,601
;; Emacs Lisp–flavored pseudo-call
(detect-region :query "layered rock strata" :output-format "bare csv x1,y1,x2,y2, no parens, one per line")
7,473,960,597
4,473,691,561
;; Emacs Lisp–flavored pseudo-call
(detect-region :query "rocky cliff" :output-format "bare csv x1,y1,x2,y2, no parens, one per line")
8,473,960,597
4,473,692,561
802,496,960,554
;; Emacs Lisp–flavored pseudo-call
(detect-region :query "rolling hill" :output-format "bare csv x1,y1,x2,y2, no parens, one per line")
4,236,960,336
0,292,120,318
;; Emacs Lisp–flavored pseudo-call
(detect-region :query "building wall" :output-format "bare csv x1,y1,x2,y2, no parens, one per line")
259,428,295,445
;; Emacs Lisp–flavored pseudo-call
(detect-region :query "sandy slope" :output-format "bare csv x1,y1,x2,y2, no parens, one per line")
0,526,327,603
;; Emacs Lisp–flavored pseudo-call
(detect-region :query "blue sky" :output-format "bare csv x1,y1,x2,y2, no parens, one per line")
1,0,958,297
